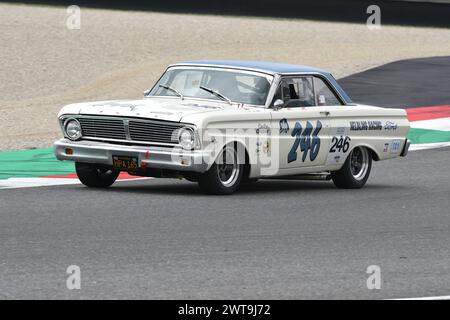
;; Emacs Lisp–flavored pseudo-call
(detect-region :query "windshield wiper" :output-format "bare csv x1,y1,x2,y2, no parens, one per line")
159,84,184,100
199,86,232,105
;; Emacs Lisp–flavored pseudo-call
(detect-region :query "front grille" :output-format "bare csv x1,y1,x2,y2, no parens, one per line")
74,116,184,145
129,120,181,144
78,117,127,140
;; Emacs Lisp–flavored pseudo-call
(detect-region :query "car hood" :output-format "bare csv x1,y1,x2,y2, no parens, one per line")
59,98,225,122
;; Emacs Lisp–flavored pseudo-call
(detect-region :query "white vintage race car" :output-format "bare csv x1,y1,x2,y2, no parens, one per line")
54,60,410,194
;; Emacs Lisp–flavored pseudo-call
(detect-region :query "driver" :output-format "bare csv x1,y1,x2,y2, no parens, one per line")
252,77,270,104
206,71,239,96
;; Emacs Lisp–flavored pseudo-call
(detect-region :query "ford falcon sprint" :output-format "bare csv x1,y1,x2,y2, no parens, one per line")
54,60,410,194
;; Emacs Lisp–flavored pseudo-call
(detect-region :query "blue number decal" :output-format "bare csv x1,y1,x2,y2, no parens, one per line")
287,120,322,163
300,121,313,162
310,120,322,161
287,122,302,163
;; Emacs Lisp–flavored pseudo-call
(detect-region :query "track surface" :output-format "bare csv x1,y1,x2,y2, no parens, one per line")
340,56,450,108
1,148,449,299
1,57,450,299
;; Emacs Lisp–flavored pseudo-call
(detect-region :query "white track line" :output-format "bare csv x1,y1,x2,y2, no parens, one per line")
0,177,150,189
390,295,450,300
0,178,80,189
409,141,450,151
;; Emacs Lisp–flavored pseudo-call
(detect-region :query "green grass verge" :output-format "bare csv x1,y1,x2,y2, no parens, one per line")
0,148,75,180
407,128,450,144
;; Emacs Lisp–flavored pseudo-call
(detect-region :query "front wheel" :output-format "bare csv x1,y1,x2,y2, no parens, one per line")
198,145,244,195
75,162,119,188
181,172,198,182
331,146,372,189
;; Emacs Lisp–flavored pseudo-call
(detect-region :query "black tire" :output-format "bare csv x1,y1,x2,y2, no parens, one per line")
75,162,119,188
182,172,198,182
198,145,244,195
242,163,257,183
331,146,372,189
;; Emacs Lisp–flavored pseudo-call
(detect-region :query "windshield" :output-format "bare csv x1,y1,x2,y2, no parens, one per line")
148,67,273,106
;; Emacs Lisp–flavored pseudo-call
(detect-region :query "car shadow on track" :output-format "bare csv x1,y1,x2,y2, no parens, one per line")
76,179,401,196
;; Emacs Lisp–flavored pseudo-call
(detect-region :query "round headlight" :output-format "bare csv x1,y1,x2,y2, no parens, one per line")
65,119,82,140
178,128,194,150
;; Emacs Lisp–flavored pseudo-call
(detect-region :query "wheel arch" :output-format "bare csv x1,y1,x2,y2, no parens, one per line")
207,139,252,179
346,144,380,162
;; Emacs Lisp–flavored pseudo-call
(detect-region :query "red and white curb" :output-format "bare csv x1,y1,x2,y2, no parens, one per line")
0,178,81,189
411,117,450,132
407,105,450,151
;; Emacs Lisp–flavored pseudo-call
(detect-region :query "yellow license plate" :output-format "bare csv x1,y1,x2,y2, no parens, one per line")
112,155,138,171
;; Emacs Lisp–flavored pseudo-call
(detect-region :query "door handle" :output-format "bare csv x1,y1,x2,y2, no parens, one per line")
320,111,330,116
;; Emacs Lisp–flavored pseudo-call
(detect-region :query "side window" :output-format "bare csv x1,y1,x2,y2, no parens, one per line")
273,77,315,108
313,77,343,106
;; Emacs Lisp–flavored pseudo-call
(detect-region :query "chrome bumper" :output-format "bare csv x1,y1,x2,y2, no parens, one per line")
54,139,209,172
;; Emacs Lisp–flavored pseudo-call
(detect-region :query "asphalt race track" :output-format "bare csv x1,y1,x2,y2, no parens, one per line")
339,56,450,108
1,57,450,299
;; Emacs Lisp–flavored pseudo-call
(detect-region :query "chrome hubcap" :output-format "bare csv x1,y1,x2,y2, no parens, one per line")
217,146,240,187
350,147,369,181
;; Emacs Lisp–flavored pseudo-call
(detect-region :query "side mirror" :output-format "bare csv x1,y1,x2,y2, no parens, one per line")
143,89,151,96
273,99,284,110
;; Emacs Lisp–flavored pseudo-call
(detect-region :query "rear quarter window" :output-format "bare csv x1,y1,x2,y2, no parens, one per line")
313,77,343,106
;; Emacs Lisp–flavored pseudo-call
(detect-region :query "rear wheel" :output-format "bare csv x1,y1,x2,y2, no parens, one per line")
198,144,244,195
331,146,372,189
75,162,119,188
